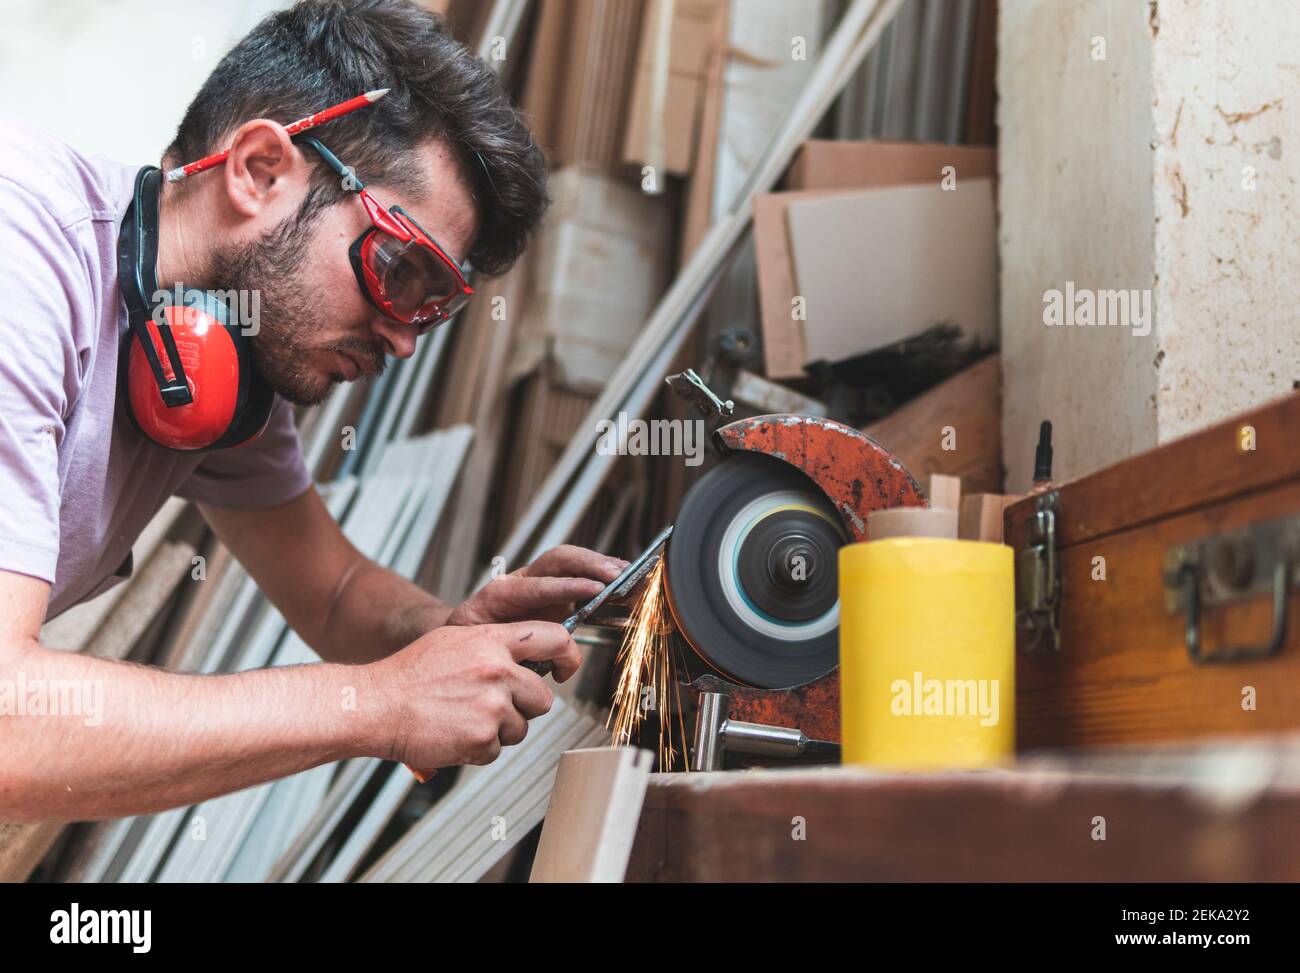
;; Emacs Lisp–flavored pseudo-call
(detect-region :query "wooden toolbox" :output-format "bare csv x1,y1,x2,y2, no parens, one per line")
1004,392,1300,751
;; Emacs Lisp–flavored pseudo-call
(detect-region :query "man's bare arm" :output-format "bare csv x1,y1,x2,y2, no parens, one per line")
0,569,581,822
200,489,450,664
0,570,376,821
202,488,629,665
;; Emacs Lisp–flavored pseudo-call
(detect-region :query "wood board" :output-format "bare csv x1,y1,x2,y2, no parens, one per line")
529,747,653,882
862,354,1002,495
758,141,995,377
785,177,998,366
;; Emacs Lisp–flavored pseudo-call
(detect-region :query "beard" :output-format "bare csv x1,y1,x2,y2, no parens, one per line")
206,203,387,406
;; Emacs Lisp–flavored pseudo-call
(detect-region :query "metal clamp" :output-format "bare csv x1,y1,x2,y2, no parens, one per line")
1163,514,1300,665
1015,491,1061,652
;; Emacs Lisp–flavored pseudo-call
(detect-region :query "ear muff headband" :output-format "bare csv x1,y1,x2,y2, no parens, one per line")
116,166,274,452
118,168,194,407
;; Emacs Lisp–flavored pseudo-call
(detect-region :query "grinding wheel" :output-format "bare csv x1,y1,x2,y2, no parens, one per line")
665,453,849,690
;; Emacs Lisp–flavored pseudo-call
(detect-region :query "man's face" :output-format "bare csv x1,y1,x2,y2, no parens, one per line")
209,137,478,406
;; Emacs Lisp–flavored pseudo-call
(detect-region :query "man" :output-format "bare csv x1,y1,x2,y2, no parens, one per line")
0,0,624,822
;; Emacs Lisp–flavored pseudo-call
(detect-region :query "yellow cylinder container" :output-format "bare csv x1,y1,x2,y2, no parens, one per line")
839,537,1014,769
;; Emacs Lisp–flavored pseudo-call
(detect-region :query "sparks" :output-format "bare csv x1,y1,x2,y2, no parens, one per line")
605,559,688,770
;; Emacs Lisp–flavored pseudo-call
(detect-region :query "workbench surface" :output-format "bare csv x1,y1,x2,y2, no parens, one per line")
624,735,1300,882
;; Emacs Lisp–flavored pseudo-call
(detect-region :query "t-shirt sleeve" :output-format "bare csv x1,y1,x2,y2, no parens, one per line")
0,179,82,584
176,394,314,509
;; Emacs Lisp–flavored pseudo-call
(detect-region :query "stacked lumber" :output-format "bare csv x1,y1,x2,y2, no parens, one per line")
623,0,723,177
522,0,646,170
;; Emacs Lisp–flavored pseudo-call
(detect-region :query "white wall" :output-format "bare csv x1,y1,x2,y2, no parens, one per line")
0,0,288,164
998,0,1157,492
1151,0,1300,444
999,0,1300,491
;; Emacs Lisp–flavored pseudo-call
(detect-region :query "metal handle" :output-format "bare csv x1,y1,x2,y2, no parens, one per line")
1179,553,1292,665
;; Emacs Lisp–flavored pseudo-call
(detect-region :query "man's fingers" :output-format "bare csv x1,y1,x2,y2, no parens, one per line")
498,706,529,747
489,574,605,612
519,544,627,583
496,621,582,681
506,667,553,721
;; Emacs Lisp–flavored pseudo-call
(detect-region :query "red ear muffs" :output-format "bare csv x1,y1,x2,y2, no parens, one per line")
121,290,273,451
116,167,274,452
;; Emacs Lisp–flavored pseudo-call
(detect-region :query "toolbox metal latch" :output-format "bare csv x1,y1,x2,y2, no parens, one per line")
1163,514,1300,665
1015,491,1061,652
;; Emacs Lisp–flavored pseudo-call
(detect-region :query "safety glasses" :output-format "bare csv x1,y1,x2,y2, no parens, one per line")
296,136,473,333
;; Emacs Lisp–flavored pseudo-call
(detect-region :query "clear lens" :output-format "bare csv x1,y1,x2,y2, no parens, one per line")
365,234,459,320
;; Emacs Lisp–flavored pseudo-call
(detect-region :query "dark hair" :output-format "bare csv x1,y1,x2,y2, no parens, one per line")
165,0,547,275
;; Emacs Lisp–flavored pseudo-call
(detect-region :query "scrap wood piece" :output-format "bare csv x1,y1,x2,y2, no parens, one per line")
679,0,729,261
530,747,654,883
959,493,1018,543
730,368,827,417
359,698,604,883
928,473,961,512
863,354,1002,495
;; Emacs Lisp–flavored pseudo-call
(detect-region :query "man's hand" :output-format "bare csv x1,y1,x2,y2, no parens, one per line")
365,619,582,774
446,544,629,627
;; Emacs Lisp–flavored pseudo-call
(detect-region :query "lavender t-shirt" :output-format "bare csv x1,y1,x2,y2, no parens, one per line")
0,118,313,619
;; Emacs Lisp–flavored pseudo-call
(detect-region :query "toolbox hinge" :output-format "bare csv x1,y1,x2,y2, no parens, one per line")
1015,491,1061,652
1162,513,1300,665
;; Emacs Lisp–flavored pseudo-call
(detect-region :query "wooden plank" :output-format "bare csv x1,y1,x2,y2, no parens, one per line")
530,747,653,882
623,0,719,175
785,178,998,366
440,725,609,883
759,143,995,377
753,190,820,379
0,821,63,883
958,493,1017,543
863,354,1002,495
521,0,644,170
626,741,1300,881
787,139,996,191
361,701,582,882
963,0,997,145
678,0,729,262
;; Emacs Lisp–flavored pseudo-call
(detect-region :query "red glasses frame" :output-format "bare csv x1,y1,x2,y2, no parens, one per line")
297,136,473,333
